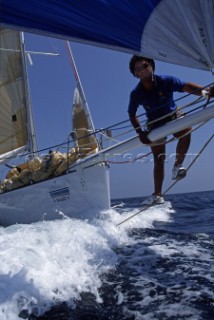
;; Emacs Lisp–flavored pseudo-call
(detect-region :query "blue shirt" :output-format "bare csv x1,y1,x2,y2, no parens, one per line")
128,75,185,121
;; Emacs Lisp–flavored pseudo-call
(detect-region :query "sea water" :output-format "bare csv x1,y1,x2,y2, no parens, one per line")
0,191,213,320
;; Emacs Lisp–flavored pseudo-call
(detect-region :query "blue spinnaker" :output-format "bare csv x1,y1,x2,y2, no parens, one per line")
0,0,213,70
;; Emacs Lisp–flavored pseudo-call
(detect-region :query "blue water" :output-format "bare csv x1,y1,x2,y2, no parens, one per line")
0,190,214,320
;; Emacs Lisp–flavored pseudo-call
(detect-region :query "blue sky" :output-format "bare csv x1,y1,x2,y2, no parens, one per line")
25,33,214,199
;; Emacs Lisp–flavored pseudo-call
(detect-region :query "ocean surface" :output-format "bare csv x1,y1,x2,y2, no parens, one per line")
0,190,214,320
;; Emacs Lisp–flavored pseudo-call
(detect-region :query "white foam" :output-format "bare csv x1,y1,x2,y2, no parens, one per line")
0,202,173,319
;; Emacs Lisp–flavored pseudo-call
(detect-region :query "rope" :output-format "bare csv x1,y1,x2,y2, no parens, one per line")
108,119,207,165
116,132,214,227
163,132,214,195
145,96,212,128
108,137,175,164
1,92,213,165
104,97,213,149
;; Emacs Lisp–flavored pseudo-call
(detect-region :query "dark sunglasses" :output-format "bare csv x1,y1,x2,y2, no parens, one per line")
134,63,150,73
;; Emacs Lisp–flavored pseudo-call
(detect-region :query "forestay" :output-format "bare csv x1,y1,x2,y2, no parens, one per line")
0,0,214,70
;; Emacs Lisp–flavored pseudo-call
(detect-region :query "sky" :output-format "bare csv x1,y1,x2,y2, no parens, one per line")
24,33,214,199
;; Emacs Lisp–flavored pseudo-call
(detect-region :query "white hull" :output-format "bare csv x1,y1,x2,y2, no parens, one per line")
0,162,110,226
0,105,213,226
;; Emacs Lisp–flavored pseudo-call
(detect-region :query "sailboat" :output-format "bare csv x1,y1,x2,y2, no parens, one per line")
0,1,214,226
0,29,112,226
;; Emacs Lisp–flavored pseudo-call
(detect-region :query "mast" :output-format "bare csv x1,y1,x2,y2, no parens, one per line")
20,32,38,156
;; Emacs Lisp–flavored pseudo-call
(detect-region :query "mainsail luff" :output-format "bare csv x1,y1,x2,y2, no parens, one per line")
0,28,36,161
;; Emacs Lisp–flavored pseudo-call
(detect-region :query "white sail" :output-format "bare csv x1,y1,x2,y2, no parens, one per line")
72,87,99,155
0,28,36,162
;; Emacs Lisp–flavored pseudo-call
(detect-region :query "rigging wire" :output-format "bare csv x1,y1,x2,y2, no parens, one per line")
108,107,212,165
116,131,214,227
1,93,213,163
163,131,214,195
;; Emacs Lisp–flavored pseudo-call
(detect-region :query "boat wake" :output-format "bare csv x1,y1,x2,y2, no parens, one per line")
0,202,173,319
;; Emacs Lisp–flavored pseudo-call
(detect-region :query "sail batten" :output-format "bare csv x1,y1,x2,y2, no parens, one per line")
0,28,29,157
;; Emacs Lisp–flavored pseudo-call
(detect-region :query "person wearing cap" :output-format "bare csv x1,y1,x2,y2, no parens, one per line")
128,55,213,205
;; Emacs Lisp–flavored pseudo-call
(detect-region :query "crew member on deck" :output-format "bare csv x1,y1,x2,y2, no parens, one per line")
128,55,214,205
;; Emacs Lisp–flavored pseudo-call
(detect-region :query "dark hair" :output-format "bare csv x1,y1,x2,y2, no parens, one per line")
129,55,155,76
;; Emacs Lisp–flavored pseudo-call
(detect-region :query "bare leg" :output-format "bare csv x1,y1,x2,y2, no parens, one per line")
151,144,166,196
174,128,191,166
